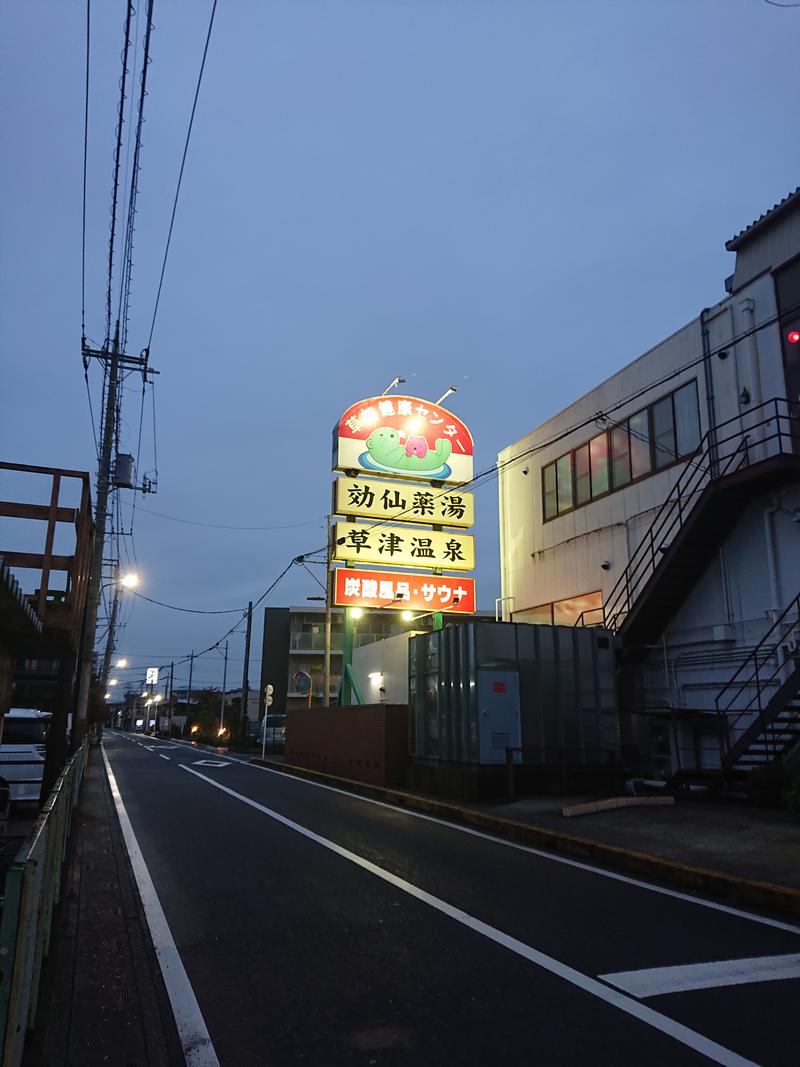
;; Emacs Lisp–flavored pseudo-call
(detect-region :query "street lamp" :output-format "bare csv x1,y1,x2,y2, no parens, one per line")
119,572,140,589
109,678,118,686
116,657,128,668
104,691,111,699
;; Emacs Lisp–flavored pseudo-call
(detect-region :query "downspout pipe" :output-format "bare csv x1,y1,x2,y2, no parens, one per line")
764,498,782,620
700,307,717,471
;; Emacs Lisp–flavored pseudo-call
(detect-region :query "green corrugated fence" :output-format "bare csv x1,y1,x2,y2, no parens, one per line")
0,742,87,1065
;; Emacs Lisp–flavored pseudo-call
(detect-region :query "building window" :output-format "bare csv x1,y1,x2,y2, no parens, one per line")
629,409,651,478
589,433,609,496
556,453,573,513
516,591,603,627
651,395,676,470
543,463,557,521
574,444,591,505
610,425,631,488
541,380,700,521
674,381,702,456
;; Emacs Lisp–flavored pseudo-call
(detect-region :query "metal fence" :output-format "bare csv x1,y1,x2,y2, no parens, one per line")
0,742,87,1065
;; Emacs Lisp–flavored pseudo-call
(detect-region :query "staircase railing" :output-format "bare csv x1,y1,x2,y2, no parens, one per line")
715,591,800,766
601,398,796,633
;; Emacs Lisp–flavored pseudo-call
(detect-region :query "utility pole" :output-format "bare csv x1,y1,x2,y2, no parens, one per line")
240,602,253,744
218,640,229,737
167,661,174,738
73,326,121,748
186,651,194,734
99,565,121,700
323,515,332,707
74,328,153,750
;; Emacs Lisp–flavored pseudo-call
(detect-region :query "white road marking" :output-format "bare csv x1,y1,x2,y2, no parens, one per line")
114,733,800,937
191,759,230,768
236,758,800,937
159,754,171,761
179,764,755,1067
102,749,220,1067
600,953,800,998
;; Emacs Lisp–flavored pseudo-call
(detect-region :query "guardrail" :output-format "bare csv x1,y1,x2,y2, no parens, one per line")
0,742,87,1065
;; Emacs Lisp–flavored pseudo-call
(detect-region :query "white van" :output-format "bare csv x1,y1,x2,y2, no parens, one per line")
0,708,51,803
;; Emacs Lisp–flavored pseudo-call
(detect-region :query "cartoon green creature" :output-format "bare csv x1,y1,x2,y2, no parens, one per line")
366,426,452,473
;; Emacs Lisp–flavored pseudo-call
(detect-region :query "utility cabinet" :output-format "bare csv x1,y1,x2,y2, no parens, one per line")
408,621,619,767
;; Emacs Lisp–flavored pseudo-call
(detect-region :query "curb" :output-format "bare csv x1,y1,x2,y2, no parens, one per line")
250,756,800,921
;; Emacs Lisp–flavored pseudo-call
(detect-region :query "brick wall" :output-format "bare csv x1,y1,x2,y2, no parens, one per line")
284,704,408,787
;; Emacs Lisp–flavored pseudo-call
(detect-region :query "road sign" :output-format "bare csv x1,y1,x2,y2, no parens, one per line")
146,667,159,685
293,671,311,695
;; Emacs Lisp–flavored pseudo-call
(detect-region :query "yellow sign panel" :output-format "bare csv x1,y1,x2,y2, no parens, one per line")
333,522,475,572
334,477,474,528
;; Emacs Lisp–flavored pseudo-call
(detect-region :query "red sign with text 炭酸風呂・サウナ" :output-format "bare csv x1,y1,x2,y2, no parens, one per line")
332,395,473,485
334,568,475,613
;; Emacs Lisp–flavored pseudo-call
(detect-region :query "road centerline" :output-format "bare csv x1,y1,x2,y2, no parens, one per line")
178,763,756,1067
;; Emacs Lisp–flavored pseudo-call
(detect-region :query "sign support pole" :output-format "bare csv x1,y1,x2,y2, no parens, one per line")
323,515,332,707
341,608,354,705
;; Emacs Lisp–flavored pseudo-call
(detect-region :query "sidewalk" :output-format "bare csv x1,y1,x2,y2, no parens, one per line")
474,795,800,891
24,746,183,1066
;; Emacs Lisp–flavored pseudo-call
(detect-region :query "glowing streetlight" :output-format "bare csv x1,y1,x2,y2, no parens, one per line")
351,607,364,619
141,691,148,698
119,572,140,589
104,691,111,699
109,678,118,686
401,610,414,622
116,658,128,668
154,694,162,703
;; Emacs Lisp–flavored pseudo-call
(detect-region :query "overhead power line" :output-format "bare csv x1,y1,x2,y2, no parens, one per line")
118,0,156,350
81,0,91,343
126,501,321,531
327,295,800,546
147,0,219,349
105,2,135,344
129,589,243,615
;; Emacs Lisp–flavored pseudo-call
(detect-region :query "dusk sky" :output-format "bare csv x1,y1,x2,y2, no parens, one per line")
2,0,798,691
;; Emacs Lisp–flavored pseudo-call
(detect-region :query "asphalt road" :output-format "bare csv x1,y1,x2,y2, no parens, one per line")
103,732,800,1067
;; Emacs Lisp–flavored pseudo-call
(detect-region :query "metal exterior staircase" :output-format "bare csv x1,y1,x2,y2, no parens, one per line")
600,399,800,645
716,592,800,774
